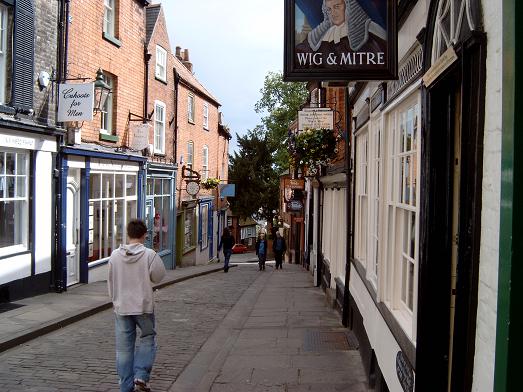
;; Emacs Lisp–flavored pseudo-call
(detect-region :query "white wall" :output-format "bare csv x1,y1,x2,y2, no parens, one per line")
34,151,53,275
472,1,503,390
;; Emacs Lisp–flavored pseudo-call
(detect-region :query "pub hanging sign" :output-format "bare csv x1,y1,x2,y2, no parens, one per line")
284,0,397,81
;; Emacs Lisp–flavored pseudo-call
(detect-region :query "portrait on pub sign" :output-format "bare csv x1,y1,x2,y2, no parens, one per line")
284,0,397,81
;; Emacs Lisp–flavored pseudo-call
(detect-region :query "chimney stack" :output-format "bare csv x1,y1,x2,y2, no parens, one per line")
181,49,193,73
175,46,182,60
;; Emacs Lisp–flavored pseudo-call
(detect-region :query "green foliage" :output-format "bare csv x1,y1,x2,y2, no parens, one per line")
255,72,308,172
229,128,279,221
293,128,339,168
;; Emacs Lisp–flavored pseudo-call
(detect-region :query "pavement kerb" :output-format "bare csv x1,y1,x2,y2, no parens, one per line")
0,264,234,353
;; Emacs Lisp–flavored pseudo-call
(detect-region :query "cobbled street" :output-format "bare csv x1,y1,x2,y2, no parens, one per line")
0,266,260,392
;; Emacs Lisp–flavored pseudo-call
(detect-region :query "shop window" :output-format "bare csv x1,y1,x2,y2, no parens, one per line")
155,45,167,82
184,208,196,250
154,100,165,154
201,145,208,181
148,177,171,252
100,73,115,135
187,93,195,123
354,130,369,267
383,99,420,339
200,203,209,250
88,171,137,263
0,150,29,257
203,103,209,130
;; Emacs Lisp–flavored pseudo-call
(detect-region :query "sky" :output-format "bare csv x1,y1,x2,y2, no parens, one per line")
157,1,285,153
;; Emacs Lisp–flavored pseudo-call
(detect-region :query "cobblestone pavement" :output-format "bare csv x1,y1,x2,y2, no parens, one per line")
0,266,261,392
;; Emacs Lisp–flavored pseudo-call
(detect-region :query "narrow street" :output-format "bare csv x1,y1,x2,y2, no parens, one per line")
0,263,368,392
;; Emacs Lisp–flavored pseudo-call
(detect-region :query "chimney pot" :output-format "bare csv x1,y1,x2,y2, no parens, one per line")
183,49,190,62
175,46,182,59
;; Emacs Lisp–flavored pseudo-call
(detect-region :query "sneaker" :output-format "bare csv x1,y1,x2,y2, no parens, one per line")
134,379,151,392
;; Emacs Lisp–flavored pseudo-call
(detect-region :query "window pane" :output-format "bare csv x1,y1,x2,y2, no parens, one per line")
89,201,101,262
403,211,409,254
0,200,28,250
102,173,114,199
115,174,124,198
16,177,25,197
90,173,101,199
408,262,414,310
6,175,14,197
16,154,27,175
127,174,137,197
401,259,407,303
405,156,411,204
115,199,125,247
147,177,153,195
410,212,416,259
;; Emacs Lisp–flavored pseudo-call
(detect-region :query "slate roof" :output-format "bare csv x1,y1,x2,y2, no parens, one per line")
145,4,161,46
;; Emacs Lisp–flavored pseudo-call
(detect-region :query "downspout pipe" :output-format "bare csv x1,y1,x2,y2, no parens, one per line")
144,46,151,122
173,68,180,164
342,88,353,327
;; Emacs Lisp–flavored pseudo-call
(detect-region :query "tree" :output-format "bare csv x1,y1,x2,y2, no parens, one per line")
255,72,308,172
228,127,279,222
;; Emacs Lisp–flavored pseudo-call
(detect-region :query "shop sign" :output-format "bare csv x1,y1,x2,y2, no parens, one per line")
396,351,414,392
0,134,35,150
422,46,458,87
284,0,398,81
285,178,305,190
219,184,236,197
287,199,303,211
57,83,94,122
130,123,151,151
298,108,334,131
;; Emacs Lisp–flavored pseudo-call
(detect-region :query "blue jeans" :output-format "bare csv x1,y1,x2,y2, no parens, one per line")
115,313,157,392
223,249,232,269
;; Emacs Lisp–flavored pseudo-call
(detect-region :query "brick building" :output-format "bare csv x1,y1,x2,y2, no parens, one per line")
0,0,64,301
173,48,231,266
57,0,150,286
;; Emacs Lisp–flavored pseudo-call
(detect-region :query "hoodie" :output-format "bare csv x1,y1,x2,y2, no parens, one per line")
108,243,166,316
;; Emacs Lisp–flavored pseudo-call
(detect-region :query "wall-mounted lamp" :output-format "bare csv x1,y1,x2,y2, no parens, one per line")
93,68,111,113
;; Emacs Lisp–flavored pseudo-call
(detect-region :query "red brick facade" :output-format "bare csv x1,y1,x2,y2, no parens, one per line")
66,0,146,146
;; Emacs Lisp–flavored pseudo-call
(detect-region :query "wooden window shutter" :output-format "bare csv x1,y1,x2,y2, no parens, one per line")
12,0,34,112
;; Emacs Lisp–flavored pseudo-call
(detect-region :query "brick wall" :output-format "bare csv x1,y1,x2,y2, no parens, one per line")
33,0,59,125
67,0,146,147
146,6,175,162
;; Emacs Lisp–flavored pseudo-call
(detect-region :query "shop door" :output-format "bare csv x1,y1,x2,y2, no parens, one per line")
66,171,80,286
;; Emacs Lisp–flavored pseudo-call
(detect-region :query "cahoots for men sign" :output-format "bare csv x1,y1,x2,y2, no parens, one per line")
284,0,397,81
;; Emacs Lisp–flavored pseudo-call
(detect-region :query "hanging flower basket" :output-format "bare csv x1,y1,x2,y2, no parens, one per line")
201,177,221,190
292,128,340,172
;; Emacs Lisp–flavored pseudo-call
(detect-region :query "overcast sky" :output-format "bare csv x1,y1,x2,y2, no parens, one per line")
158,1,285,152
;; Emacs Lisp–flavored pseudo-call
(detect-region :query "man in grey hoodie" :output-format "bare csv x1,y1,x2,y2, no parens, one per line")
108,219,166,392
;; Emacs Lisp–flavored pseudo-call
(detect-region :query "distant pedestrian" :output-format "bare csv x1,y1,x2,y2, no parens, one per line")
108,219,166,392
272,231,287,270
218,227,235,273
255,232,268,271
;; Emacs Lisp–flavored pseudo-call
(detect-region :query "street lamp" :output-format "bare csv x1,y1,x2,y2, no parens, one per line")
93,68,111,114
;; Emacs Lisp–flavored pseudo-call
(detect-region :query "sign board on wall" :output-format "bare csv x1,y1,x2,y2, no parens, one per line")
58,83,94,122
130,123,151,151
284,178,305,190
284,0,397,81
298,108,334,131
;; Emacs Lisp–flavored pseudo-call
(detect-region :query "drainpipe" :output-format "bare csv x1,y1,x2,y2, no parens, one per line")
144,46,151,122
342,88,353,327
173,68,180,164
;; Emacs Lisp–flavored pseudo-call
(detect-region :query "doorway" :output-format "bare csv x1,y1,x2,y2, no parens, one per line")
66,169,80,286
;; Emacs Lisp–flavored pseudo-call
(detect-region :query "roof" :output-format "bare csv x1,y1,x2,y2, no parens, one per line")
145,4,161,46
173,54,221,107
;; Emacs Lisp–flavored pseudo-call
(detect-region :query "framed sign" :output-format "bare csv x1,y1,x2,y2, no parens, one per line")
57,83,94,122
284,0,397,81
298,108,334,131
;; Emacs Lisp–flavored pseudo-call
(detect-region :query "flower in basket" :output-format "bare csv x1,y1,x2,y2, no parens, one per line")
201,177,221,190
293,128,338,170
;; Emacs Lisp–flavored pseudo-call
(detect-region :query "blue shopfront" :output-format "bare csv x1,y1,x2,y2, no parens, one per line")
57,146,147,288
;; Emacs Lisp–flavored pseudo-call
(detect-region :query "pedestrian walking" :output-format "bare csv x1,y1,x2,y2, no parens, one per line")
272,231,287,270
255,232,268,271
218,227,235,273
108,219,166,392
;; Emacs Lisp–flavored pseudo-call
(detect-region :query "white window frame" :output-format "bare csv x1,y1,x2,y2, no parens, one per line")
186,141,194,170
103,0,115,37
202,145,209,181
203,103,209,130
354,127,369,268
187,94,195,123
0,5,7,104
155,45,167,82
100,73,114,135
382,95,421,340
154,100,166,154
0,150,29,257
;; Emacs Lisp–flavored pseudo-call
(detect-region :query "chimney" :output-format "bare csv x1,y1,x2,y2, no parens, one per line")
175,46,182,60
181,49,193,73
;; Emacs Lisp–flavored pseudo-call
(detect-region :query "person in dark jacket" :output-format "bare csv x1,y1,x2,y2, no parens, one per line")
272,231,287,270
218,228,235,273
255,232,268,271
